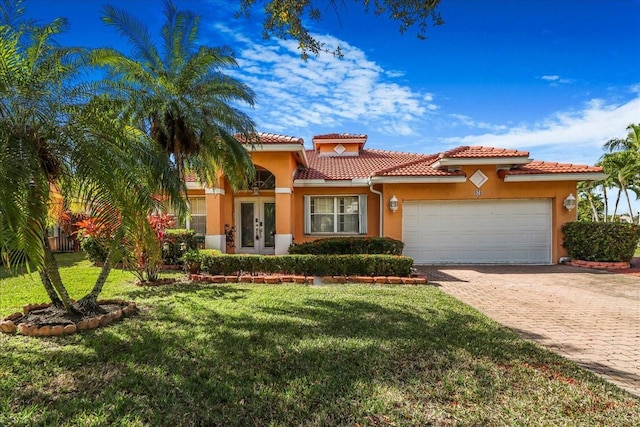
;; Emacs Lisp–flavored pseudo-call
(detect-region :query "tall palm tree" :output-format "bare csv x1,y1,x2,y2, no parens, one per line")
91,0,258,190
0,1,186,316
603,124,640,223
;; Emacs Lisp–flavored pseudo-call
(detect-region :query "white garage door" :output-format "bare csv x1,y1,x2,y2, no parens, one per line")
402,199,551,264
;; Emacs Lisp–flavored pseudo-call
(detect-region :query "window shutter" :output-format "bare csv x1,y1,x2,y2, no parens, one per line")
304,195,311,234
358,195,367,234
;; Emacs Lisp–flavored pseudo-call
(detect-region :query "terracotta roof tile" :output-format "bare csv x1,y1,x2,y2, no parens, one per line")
375,156,463,177
499,161,604,176
313,133,367,140
237,132,304,145
296,149,434,180
442,146,530,159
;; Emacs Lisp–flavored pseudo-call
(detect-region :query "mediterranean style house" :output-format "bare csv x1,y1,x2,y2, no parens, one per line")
181,133,605,264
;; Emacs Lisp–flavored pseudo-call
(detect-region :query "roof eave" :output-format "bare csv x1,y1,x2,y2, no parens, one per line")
294,179,371,188
432,157,532,168
503,172,608,182
246,143,308,168
370,176,467,184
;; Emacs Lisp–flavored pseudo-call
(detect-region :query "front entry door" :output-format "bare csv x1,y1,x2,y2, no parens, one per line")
236,198,275,254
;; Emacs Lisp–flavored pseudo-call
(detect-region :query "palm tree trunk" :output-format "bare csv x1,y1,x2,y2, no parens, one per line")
587,193,599,222
42,237,76,315
622,185,635,221
38,269,64,308
602,186,609,222
77,249,113,314
612,188,622,218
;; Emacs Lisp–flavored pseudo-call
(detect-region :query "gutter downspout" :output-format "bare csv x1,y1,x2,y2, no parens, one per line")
368,178,383,237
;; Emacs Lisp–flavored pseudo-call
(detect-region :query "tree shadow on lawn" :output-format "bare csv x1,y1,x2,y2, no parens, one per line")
2,285,636,426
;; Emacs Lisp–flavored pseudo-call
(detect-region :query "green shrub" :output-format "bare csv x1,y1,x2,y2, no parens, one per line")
162,229,197,265
289,237,404,255
81,237,108,263
201,254,414,277
561,221,640,262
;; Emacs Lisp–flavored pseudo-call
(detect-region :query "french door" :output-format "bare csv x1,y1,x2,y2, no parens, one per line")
236,198,275,254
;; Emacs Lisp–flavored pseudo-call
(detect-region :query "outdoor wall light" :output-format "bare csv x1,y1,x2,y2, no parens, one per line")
162,242,170,252
563,193,576,211
179,242,187,251
252,185,260,196
389,195,399,212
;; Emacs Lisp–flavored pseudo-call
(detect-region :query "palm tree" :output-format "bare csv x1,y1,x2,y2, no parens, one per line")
0,1,186,316
91,0,258,190
577,181,604,222
603,124,640,223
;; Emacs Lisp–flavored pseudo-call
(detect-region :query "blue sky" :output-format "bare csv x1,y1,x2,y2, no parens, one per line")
27,0,640,210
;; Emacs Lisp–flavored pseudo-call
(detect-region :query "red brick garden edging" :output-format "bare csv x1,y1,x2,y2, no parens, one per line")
189,274,427,285
567,260,630,270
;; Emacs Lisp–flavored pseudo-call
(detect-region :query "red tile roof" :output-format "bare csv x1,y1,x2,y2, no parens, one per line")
376,156,464,177
313,133,368,140
296,149,438,180
498,161,603,177
237,132,304,145
184,130,603,182
441,146,530,159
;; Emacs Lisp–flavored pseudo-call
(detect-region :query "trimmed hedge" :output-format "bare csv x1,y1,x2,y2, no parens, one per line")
288,237,404,255
562,221,640,262
201,254,414,277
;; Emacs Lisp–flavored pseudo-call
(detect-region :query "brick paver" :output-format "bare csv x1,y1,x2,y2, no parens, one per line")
416,264,640,397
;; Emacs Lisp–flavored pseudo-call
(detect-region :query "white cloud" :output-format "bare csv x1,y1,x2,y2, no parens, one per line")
226,33,435,138
540,74,573,85
443,96,640,163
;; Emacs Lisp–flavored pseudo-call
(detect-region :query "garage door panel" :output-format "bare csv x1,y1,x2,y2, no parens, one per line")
402,199,551,264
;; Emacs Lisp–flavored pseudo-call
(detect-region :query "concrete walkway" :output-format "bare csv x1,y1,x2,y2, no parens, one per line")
416,263,640,397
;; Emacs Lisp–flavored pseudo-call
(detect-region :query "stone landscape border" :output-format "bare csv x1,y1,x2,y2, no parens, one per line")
0,299,137,336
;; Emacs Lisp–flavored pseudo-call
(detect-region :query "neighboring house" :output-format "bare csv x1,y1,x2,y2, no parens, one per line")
183,133,605,264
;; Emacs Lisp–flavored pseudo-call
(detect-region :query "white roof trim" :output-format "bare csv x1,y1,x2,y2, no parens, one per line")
432,157,532,168
205,187,225,195
186,182,205,189
370,176,467,184
503,173,608,182
294,179,371,188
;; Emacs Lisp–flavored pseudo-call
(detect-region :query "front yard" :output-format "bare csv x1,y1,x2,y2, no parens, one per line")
1,253,638,426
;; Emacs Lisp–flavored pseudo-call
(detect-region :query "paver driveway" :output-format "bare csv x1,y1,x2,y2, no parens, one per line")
416,264,640,397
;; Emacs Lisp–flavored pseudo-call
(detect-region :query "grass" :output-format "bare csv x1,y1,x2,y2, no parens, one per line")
1,253,638,426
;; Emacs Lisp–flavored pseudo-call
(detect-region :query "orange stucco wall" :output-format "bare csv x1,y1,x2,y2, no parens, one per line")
291,187,381,244
380,165,577,262
195,155,578,263
315,143,361,156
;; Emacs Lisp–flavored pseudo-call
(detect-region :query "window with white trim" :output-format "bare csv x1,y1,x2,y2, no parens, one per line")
167,197,206,235
304,195,367,234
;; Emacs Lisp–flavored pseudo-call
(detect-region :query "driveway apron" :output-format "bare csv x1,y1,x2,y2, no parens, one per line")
416,264,640,397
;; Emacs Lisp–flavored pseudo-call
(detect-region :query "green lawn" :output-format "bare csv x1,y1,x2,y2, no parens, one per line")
1,253,638,426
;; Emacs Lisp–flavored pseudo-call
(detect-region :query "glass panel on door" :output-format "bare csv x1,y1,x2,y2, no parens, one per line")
263,202,275,248
240,202,254,248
